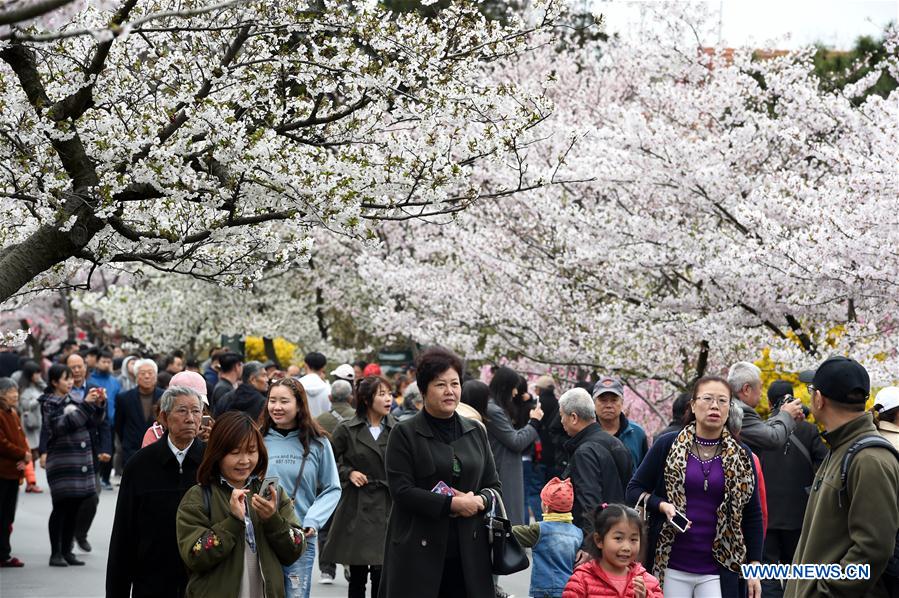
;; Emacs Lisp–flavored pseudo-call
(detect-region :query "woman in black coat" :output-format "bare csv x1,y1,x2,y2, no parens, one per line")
379,347,502,598
322,376,396,598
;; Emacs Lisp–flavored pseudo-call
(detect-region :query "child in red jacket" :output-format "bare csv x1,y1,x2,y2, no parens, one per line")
562,503,662,598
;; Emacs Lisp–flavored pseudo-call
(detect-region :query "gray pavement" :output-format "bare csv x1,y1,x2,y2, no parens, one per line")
1,467,531,597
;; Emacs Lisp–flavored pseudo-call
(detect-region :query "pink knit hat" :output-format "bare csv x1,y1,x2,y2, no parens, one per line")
169,371,209,405
540,477,574,513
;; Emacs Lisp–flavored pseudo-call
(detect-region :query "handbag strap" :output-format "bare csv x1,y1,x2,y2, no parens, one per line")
484,488,507,519
291,453,308,502
635,491,651,520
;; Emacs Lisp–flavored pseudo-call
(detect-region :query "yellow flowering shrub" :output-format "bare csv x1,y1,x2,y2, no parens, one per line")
244,336,300,368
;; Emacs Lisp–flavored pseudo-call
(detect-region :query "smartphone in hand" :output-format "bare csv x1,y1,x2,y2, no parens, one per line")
259,476,278,499
670,510,691,533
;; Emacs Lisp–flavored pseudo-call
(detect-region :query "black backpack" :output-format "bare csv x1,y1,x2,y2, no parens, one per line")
840,435,899,578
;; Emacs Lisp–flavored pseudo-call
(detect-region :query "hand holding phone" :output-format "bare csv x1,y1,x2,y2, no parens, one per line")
259,476,278,499
670,510,691,533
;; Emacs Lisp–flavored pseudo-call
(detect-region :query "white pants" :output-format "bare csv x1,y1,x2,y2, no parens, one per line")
663,568,722,598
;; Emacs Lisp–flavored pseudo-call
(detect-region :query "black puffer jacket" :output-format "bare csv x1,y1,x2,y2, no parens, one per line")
212,383,265,421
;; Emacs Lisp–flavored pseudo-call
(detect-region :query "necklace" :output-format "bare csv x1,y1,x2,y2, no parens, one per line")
692,438,722,492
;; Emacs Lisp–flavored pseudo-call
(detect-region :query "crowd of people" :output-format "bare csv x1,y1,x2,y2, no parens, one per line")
0,340,897,598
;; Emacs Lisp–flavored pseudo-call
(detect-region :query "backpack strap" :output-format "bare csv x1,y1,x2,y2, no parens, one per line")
330,409,346,424
840,435,899,505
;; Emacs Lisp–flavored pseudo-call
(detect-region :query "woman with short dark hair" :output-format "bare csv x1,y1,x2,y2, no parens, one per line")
379,347,502,598
626,376,763,598
322,376,395,598
177,411,306,597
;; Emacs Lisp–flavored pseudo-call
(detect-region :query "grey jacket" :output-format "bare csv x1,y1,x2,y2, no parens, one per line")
18,384,43,448
738,400,796,453
484,400,538,526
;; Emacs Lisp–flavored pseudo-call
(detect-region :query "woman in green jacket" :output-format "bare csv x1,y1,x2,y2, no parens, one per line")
176,411,306,598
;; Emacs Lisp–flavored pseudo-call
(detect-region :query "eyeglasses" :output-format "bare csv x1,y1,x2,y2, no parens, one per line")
807,384,815,396
695,395,730,406
172,407,202,418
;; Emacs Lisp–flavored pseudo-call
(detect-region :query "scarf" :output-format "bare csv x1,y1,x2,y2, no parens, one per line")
542,512,574,523
653,423,755,584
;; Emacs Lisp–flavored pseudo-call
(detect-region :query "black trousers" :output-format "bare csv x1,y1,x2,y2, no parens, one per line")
762,528,802,598
437,558,467,598
318,514,336,576
0,478,19,561
48,495,88,555
349,565,382,598
73,474,100,544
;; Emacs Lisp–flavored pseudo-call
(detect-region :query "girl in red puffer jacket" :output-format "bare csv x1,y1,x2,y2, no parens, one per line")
562,504,662,598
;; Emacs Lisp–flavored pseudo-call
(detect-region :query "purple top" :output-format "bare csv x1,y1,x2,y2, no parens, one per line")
667,450,725,575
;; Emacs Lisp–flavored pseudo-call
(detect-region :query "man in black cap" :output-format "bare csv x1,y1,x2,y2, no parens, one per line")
785,357,899,598
758,380,827,598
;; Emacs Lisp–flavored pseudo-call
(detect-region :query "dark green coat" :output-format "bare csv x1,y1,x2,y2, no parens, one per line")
176,480,306,598
378,410,502,598
320,414,395,565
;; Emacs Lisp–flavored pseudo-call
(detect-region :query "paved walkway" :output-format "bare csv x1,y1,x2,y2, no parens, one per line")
1,468,531,597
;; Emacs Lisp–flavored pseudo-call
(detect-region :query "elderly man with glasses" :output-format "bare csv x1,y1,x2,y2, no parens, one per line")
728,362,804,454
106,385,207,598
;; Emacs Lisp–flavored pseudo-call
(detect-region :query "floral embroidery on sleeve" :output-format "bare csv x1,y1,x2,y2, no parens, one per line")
191,531,221,555
288,527,304,546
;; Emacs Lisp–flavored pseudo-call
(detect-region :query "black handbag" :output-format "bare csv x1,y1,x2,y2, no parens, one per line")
483,488,529,575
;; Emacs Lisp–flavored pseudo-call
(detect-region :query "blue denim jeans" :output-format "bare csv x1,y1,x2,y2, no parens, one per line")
523,461,545,522
283,534,316,598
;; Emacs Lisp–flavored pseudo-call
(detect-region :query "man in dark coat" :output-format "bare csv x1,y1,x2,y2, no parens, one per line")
114,359,163,467
106,385,206,598
759,381,827,598
211,360,267,420
558,387,632,563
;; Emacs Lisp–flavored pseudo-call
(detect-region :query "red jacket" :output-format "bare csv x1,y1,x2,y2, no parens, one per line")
562,561,663,598
753,453,768,536
0,406,29,480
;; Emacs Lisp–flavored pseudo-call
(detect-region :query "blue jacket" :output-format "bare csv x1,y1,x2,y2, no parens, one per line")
615,414,649,472
263,429,341,531
87,370,122,422
531,520,583,597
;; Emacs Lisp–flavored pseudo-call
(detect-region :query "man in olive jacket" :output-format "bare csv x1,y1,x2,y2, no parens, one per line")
785,357,899,598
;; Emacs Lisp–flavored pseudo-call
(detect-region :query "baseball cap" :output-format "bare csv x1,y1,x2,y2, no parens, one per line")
330,363,355,381
801,356,870,404
874,387,899,413
592,376,624,399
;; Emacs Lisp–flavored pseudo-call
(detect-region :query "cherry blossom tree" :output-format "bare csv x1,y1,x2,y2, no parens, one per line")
358,5,899,389
70,231,366,358
0,0,569,310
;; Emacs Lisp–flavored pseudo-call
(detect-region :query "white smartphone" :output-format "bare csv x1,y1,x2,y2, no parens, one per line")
670,510,691,533
259,476,278,498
